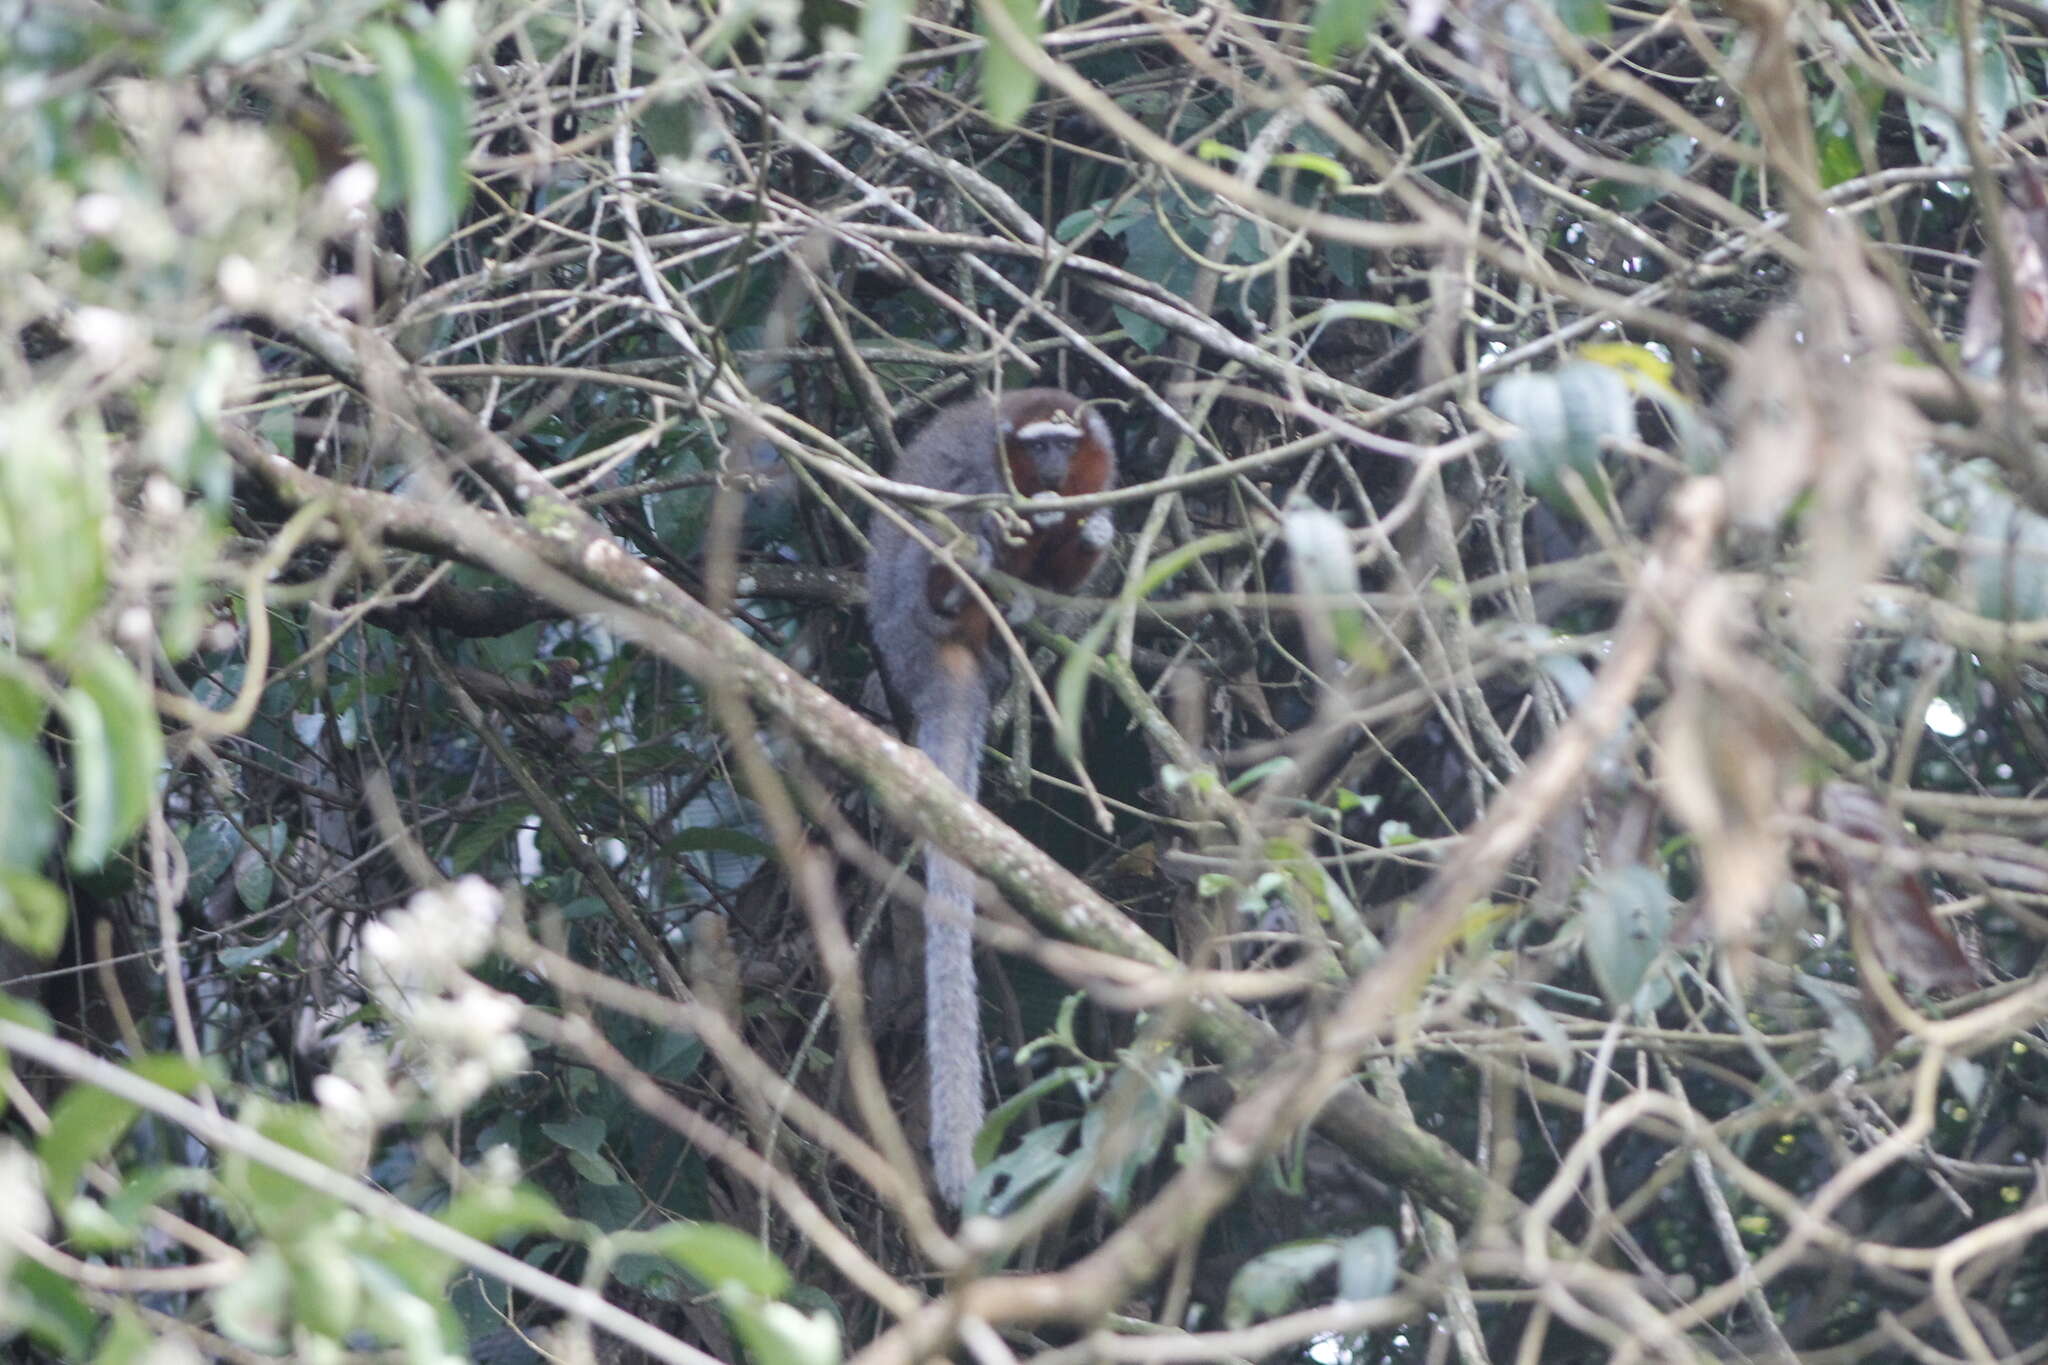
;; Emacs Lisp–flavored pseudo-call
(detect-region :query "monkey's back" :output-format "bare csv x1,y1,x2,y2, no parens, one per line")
866,397,1011,706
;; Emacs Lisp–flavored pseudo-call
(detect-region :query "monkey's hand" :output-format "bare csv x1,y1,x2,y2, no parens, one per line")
929,538,993,617
981,505,1036,547
1080,508,1114,550
1027,490,1067,529
1004,589,1037,627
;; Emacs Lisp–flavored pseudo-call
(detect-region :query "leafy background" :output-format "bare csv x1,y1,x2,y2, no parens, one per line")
6,0,2048,1360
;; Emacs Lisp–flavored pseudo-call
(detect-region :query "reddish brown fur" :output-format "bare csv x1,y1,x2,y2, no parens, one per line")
919,394,1113,649
994,398,1114,599
1002,451,1109,584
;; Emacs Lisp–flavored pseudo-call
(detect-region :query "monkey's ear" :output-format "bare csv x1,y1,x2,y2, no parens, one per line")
1081,404,1116,456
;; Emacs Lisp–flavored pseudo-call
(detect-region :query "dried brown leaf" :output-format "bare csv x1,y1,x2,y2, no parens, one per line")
1961,164,2048,376
1656,583,1800,961
1722,231,1920,678
1812,782,1976,994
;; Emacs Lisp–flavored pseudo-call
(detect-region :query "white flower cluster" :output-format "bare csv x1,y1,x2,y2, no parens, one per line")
317,878,529,1139
752,0,808,62
360,875,503,995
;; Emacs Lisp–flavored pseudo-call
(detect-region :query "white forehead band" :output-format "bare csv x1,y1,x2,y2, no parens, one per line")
1013,413,1083,441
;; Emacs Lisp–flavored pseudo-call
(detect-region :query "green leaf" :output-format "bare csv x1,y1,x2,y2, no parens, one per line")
235,821,288,911
1906,20,2019,168
220,1101,347,1236
1502,0,1574,112
1484,981,1575,1075
1581,864,1673,1013
41,1082,141,1198
971,1116,1081,1215
364,25,473,256
1227,757,1297,794
664,826,776,859
1224,1240,1341,1328
1958,465,2048,620
578,1179,642,1231
974,1062,1098,1161
59,681,116,873
7,1259,100,1359
1052,610,1117,768
287,1234,362,1339
1117,212,1199,302
1946,1054,1987,1106
60,646,163,873
645,1221,793,1299
568,1149,621,1185
1268,151,1353,187
978,0,1043,127
1818,129,1863,188
0,870,66,958
1283,503,1374,665
541,1115,607,1159
1055,200,1144,244
312,65,403,202
1335,1226,1400,1301
320,21,473,258
1173,1106,1217,1173
1552,361,1633,498
161,1,245,73
1491,371,1568,491
130,1052,210,1095
102,1163,215,1234
448,801,535,873
1797,973,1874,1069
725,1296,843,1365
0,397,107,656
90,1306,153,1365
182,812,240,900
421,0,477,72
0,730,59,870
1309,0,1382,65
693,0,766,63
61,1194,138,1252
850,0,912,111
0,994,54,1034
0,662,48,737
1111,302,1167,353
219,927,291,970
1081,1060,1181,1212
440,1183,569,1244
1553,0,1610,37
1588,133,1696,213
356,1251,462,1357
1489,360,1634,518
215,0,309,64
639,99,698,161
211,1246,292,1353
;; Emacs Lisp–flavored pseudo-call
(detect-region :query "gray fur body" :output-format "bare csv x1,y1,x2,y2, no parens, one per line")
908,658,988,1206
868,403,1009,653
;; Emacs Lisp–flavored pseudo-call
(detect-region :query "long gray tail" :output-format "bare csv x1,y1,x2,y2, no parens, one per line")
917,643,990,1206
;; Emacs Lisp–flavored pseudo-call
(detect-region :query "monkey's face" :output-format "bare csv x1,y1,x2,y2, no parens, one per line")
1006,411,1085,486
